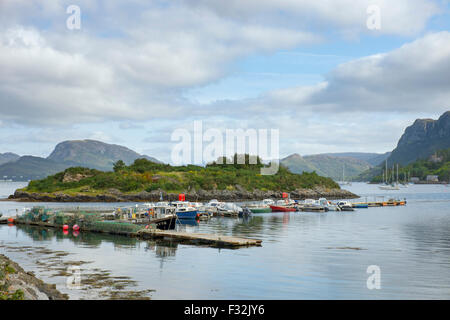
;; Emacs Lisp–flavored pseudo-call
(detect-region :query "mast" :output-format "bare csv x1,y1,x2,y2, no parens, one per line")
385,159,388,185
396,164,399,185
343,164,345,183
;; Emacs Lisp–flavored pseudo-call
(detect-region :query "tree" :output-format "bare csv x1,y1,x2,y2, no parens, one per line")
113,160,126,172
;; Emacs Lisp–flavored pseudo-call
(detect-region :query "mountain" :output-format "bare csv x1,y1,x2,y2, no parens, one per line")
0,140,162,181
321,152,391,167
280,152,385,181
0,152,20,166
280,154,319,175
0,156,70,180
388,111,450,165
303,155,372,181
47,139,162,171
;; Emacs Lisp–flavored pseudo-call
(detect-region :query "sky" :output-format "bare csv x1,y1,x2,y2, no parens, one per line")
0,0,449,164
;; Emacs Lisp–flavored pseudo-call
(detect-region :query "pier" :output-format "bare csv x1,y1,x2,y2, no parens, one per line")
136,229,262,248
8,217,262,249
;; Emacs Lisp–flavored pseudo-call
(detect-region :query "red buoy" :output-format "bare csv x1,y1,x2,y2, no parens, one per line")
179,193,186,201
63,224,69,231
73,224,80,231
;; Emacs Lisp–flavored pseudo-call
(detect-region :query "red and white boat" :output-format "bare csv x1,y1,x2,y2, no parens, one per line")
269,199,297,212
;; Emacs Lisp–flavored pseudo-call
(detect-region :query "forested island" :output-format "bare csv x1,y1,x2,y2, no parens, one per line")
9,155,357,202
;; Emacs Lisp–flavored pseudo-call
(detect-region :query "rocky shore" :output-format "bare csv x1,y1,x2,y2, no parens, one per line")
9,187,358,202
0,254,68,300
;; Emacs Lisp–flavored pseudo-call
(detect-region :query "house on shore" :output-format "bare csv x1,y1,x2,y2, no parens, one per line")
426,175,439,182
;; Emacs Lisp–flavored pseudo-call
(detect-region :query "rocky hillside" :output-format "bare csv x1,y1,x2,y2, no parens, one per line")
48,140,161,171
0,156,70,180
0,152,20,166
0,140,161,181
388,111,450,165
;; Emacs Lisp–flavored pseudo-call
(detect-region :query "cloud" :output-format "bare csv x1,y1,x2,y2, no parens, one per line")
256,31,450,115
0,0,444,126
180,0,441,37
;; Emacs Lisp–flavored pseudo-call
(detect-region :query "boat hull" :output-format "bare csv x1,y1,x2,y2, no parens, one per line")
176,210,199,219
269,205,296,212
248,207,272,213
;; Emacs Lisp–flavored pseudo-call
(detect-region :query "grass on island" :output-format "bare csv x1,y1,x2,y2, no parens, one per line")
22,154,340,195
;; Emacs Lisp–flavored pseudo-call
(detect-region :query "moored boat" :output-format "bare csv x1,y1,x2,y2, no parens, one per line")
269,205,296,212
352,203,369,208
336,201,355,211
248,206,272,213
170,201,199,219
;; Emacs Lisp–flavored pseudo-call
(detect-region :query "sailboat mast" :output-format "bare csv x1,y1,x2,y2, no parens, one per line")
396,164,399,185
385,159,388,185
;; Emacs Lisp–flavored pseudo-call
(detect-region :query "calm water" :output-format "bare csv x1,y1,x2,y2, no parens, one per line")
1,182,450,299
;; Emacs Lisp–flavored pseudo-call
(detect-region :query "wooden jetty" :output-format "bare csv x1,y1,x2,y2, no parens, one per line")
352,199,406,207
10,218,262,249
136,229,262,248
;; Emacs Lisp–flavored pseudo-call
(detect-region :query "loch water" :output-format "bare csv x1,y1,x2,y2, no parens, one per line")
1,181,450,299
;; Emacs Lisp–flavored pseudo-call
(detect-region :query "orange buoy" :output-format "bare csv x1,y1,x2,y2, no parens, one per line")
7,218,14,223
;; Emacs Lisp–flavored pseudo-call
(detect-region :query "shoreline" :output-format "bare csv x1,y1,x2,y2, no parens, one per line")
8,188,359,203
0,254,68,300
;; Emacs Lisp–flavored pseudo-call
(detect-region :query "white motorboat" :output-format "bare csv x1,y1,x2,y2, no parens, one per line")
261,199,275,206
379,184,400,190
216,203,243,216
318,198,340,211
336,201,354,211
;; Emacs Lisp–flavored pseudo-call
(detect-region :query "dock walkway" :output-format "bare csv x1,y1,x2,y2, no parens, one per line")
136,229,262,248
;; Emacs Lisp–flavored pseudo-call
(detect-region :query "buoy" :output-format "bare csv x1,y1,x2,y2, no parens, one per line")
73,224,80,231
63,224,69,230
145,225,149,229
7,218,14,223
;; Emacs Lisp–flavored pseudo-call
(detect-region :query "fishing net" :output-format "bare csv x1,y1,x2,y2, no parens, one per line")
87,221,144,234
18,207,56,223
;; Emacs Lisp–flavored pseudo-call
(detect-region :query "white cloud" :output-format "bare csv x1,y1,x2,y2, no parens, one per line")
259,31,450,115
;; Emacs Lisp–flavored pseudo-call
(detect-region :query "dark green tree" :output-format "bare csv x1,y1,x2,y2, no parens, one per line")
113,160,126,172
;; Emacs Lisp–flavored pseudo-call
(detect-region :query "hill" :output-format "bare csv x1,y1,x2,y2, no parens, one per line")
320,152,390,166
279,154,319,175
280,152,387,181
356,110,450,181
0,156,70,180
0,140,162,181
388,111,450,165
48,140,161,171
0,152,20,166
371,148,450,183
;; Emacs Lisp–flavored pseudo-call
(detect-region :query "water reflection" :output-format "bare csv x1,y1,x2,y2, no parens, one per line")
2,182,450,299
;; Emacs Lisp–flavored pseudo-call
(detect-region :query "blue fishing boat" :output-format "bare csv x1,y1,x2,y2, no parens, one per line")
352,203,369,208
171,201,199,219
